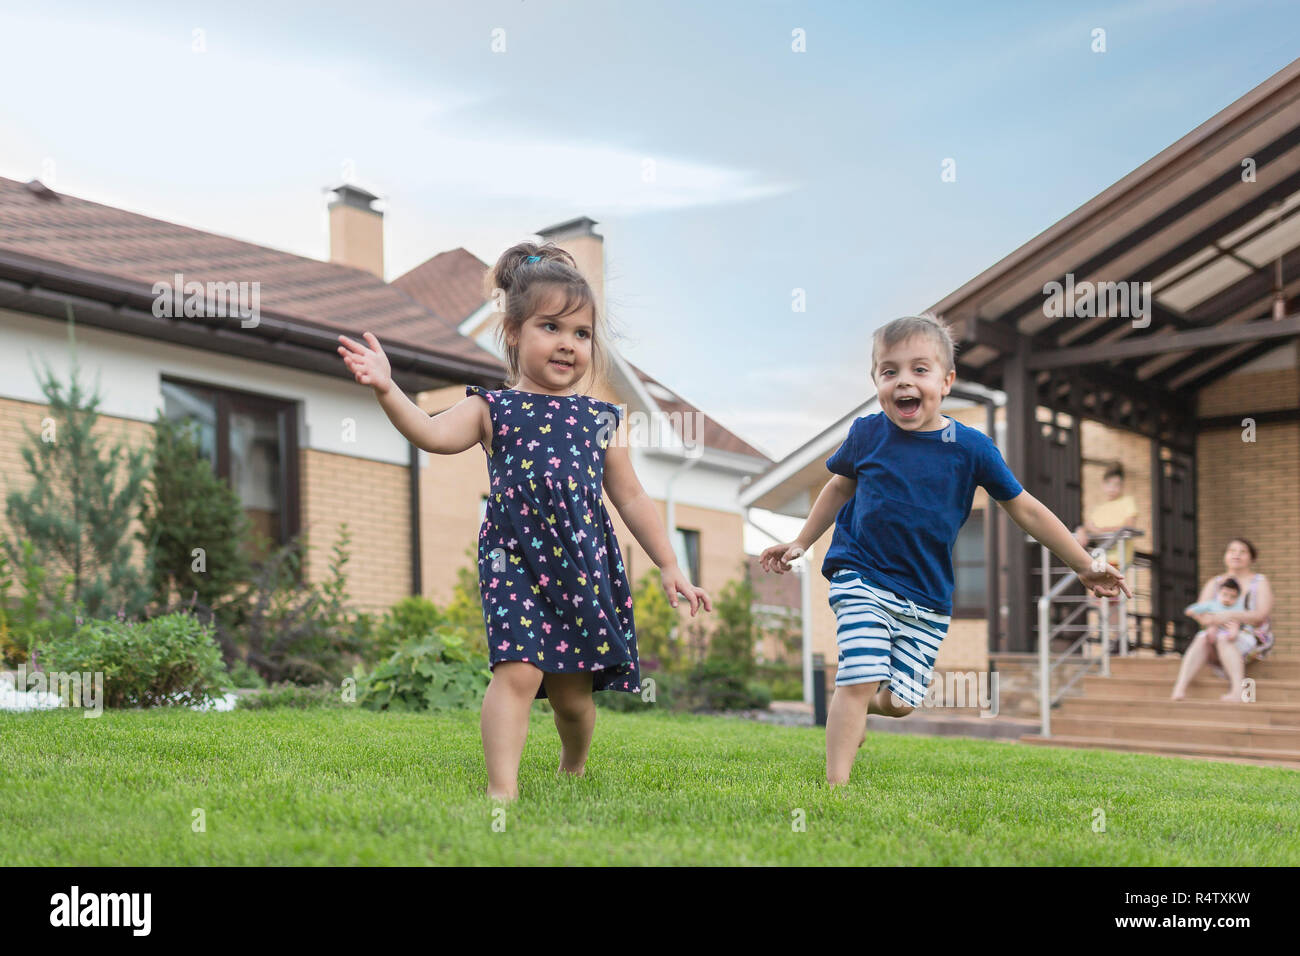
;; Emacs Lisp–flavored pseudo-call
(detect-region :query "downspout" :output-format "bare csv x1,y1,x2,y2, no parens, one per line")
409,444,422,596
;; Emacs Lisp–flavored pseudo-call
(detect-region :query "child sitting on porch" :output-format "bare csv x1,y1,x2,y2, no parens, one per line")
759,313,1131,787
1184,577,1257,672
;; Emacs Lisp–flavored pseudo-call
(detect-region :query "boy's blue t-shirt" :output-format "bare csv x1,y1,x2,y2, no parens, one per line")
821,411,1024,615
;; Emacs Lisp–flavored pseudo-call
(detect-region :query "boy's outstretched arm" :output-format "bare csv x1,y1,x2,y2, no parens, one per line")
998,490,1133,599
760,474,856,573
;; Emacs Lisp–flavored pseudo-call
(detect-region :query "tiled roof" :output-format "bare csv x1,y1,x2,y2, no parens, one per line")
393,245,772,463
391,248,491,325
630,364,771,461
0,176,499,370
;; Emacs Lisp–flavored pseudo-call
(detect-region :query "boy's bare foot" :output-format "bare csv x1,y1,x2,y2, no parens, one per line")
557,765,586,777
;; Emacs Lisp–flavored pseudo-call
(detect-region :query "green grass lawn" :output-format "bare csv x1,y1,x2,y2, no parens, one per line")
1,706,1295,865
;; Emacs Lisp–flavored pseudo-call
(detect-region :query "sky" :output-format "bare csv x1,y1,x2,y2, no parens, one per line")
1,0,1297,461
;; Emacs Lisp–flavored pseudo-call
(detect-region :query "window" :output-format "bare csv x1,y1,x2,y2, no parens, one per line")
672,528,701,586
161,378,300,567
952,509,986,617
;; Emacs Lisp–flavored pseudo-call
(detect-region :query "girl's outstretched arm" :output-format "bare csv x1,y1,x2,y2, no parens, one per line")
603,427,712,616
337,332,488,454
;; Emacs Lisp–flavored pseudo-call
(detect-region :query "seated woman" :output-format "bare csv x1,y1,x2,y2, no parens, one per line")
1171,537,1275,703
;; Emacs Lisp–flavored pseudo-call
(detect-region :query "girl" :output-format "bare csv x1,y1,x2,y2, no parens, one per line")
337,241,711,800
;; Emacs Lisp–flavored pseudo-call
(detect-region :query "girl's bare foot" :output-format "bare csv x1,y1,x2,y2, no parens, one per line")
1170,690,1185,701
1219,690,1241,703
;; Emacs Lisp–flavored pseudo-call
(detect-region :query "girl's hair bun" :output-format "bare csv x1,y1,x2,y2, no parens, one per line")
491,241,578,294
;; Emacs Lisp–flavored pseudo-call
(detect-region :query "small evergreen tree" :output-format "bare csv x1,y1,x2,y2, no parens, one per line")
138,414,253,612
4,340,154,621
704,565,759,678
631,567,682,673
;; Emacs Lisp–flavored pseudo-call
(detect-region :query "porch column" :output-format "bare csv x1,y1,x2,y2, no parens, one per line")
1003,340,1036,653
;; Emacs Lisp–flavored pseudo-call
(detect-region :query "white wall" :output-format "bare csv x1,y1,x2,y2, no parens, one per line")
1,307,413,466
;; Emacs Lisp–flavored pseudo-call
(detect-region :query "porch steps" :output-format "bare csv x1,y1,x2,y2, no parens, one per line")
1062,695,1300,726
1018,654,1300,769
1018,734,1300,770
1080,674,1300,701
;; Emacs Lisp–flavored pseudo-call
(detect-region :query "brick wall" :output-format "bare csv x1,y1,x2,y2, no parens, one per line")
299,447,412,614
1195,362,1299,661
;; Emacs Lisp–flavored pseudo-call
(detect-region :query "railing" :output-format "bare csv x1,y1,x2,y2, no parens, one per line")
1037,527,1143,737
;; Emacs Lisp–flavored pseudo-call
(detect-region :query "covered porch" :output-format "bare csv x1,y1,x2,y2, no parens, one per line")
931,58,1300,660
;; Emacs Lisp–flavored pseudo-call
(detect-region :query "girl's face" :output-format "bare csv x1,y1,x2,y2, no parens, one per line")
507,287,594,395
1224,539,1253,572
873,334,955,432
1102,475,1123,500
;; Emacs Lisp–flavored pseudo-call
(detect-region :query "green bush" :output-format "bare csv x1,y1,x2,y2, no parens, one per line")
356,628,491,713
39,611,229,708
764,677,804,701
157,525,369,686
685,658,771,711
226,658,266,689
235,681,347,710
0,538,84,667
594,668,679,712
369,596,446,664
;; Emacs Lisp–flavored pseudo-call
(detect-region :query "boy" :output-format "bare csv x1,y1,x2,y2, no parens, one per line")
760,314,1131,786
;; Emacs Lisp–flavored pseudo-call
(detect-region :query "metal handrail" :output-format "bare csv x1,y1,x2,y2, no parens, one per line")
1038,527,1142,737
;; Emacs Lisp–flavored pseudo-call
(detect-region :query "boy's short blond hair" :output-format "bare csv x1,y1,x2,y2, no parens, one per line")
871,313,957,379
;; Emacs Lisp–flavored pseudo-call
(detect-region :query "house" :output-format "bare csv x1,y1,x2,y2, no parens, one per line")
0,181,773,647
0,176,502,613
741,57,1300,763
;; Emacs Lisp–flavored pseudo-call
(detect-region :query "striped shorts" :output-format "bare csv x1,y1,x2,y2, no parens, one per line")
828,568,951,708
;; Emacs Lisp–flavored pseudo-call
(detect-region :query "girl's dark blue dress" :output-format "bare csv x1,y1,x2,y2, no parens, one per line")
466,386,640,698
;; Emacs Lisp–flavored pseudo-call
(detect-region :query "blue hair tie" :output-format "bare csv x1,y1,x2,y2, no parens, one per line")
524,254,542,263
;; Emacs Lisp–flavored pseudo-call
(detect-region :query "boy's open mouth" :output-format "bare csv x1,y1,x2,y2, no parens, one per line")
896,395,921,418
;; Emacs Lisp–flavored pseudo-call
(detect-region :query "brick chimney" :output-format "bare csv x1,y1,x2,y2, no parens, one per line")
538,216,604,314
328,183,384,279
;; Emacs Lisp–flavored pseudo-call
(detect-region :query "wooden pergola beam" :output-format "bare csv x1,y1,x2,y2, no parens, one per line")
1028,314,1300,369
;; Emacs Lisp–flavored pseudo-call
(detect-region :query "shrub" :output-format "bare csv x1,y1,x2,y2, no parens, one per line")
39,611,229,708
235,681,347,710
0,539,84,667
594,668,680,712
357,628,491,713
685,658,771,711
226,658,266,689
369,596,446,664
151,525,369,685
441,545,490,656
705,573,759,679
764,676,804,701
